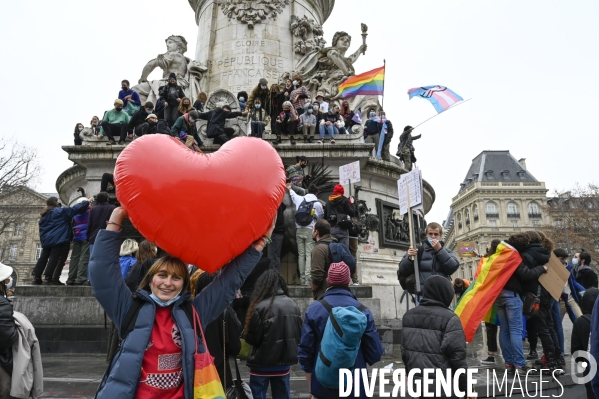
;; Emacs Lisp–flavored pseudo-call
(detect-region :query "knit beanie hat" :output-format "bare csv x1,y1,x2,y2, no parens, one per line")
169,73,177,81
333,184,344,196
326,262,351,286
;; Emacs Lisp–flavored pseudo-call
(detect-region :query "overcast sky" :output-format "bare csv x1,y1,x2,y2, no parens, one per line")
1,1,597,224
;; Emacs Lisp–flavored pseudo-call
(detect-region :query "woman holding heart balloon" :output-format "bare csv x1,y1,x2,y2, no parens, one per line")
89,207,274,399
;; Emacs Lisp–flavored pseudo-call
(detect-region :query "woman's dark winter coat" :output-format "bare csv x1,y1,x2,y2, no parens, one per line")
39,201,89,248
401,275,468,398
575,266,599,290
204,307,241,388
571,288,599,354
244,290,302,368
197,109,243,138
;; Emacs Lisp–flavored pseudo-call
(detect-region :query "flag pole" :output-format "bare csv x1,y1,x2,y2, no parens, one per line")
412,98,472,130
381,59,386,111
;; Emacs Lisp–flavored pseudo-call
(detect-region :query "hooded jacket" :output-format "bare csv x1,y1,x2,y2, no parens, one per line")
398,240,460,293
310,234,337,300
247,85,271,112
325,196,355,229
575,266,599,290
0,295,17,376
86,202,116,245
89,229,262,399
520,243,552,301
572,288,598,355
401,275,468,398
39,201,89,248
197,109,243,138
244,290,303,368
72,208,89,242
297,287,383,399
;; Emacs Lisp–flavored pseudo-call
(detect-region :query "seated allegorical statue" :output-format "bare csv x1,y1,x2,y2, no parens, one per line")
132,35,207,105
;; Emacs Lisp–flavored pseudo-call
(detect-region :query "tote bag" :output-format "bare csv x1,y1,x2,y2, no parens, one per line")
192,306,227,399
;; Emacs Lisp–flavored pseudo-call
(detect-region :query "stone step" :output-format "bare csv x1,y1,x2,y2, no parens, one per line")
35,325,109,354
287,285,372,298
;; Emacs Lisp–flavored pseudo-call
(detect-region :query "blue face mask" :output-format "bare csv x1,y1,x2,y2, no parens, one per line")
369,112,376,118
239,97,245,102
572,258,579,266
307,109,313,114
427,237,436,244
255,104,261,109
149,292,181,307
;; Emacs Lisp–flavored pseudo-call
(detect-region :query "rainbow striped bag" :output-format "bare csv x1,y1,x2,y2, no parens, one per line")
191,306,226,399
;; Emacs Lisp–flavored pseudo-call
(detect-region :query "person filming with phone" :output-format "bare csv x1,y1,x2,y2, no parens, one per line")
398,222,460,304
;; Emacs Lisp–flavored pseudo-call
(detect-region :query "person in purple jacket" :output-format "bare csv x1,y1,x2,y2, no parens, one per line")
66,197,91,285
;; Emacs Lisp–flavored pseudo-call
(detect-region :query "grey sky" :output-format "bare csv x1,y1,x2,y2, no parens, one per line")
1,1,597,224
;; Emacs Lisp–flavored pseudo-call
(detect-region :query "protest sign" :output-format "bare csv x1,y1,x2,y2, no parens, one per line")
538,253,570,301
339,161,361,185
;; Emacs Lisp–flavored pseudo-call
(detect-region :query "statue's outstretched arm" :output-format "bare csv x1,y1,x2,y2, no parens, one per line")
139,59,159,83
348,45,366,64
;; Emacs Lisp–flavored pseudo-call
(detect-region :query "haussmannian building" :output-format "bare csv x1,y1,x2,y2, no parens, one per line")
443,151,550,280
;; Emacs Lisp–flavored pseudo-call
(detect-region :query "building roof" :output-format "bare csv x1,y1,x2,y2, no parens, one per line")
40,193,59,199
458,150,537,194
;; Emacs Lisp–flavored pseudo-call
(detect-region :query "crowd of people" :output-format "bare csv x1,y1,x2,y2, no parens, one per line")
71,76,427,163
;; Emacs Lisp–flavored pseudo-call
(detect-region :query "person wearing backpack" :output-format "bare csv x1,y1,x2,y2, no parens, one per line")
288,183,324,286
401,275,469,397
571,287,598,399
310,220,356,300
325,184,355,247
397,222,459,299
298,261,383,399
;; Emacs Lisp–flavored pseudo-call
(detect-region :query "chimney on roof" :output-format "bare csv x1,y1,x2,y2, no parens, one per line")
518,158,527,170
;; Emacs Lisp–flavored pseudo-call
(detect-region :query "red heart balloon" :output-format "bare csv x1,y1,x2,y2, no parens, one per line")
114,135,285,273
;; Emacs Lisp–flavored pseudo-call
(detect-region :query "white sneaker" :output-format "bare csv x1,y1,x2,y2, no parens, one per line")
353,282,360,286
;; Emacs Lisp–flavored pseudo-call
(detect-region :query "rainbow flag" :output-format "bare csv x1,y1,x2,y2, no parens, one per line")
338,66,385,98
454,242,523,342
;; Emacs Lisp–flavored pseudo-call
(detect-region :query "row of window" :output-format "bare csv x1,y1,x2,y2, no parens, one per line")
455,201,543,230
5,243,42,261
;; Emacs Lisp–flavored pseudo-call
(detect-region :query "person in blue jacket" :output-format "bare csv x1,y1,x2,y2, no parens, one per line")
298,261,383,399
89,207,274,399
32,196,90,285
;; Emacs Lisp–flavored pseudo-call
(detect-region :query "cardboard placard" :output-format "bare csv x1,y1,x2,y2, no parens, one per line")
339,161,361,185
398,168,424,215
457,241,477,258
538,253,570,301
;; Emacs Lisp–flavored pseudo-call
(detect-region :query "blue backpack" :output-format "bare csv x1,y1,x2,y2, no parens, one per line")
314,299,368,389
325,242,356,276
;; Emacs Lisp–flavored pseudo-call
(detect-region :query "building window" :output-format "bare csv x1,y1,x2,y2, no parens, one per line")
517,170,526,179
528,202,542,219
13,223,22,237
35,244,43,260
465,209,471,226
532,220,540,227
8,244,18,261
457,213,462,230
473,205,479,221
511,220,519,228
485,170,494,179
486,202,499,218
489,220,497,227
507,202,520,218
501,170,510,179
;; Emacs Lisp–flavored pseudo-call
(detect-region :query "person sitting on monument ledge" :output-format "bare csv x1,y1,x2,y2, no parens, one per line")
290,76,309,115
237,91,248,112
171,110,203,147
318,106,342,144
340,101,357,134
159,73,186,127
100,99,130,145
281,78,293,103
73,123,84,145
193,92,207,113
248,98,270,139
118,79,141,112
269,84,283,133
127,101,154,137
177,97,193,118
298,105,317,143
247,78,270,112
136,113,171,137
198,105,247,145
275,101,298,145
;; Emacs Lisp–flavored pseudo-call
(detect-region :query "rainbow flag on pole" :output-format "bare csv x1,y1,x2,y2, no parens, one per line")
454,242,523,342
338,66,385,98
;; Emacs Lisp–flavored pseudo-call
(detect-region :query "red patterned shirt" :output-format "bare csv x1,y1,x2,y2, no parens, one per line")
135,306,184,399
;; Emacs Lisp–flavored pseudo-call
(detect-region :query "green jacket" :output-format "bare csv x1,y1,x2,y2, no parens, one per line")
104,109,130,124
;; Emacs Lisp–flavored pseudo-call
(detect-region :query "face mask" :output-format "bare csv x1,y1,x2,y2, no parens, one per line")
183,103,190,107
189,118,196,123
78,127,84,132
572,258,579,266
239,97,245,102
261,85,267,90
149,121,157,126
307,109,313,114
427,237,436,244
369,112,376,117
146,109,154,114
301,163,307,169
116,107,123,111
284,109,291,114
121,86,128,91
380,115,386,119
293,80,298,86
169,81,176,85
149,292,181,307
255,104,261,109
